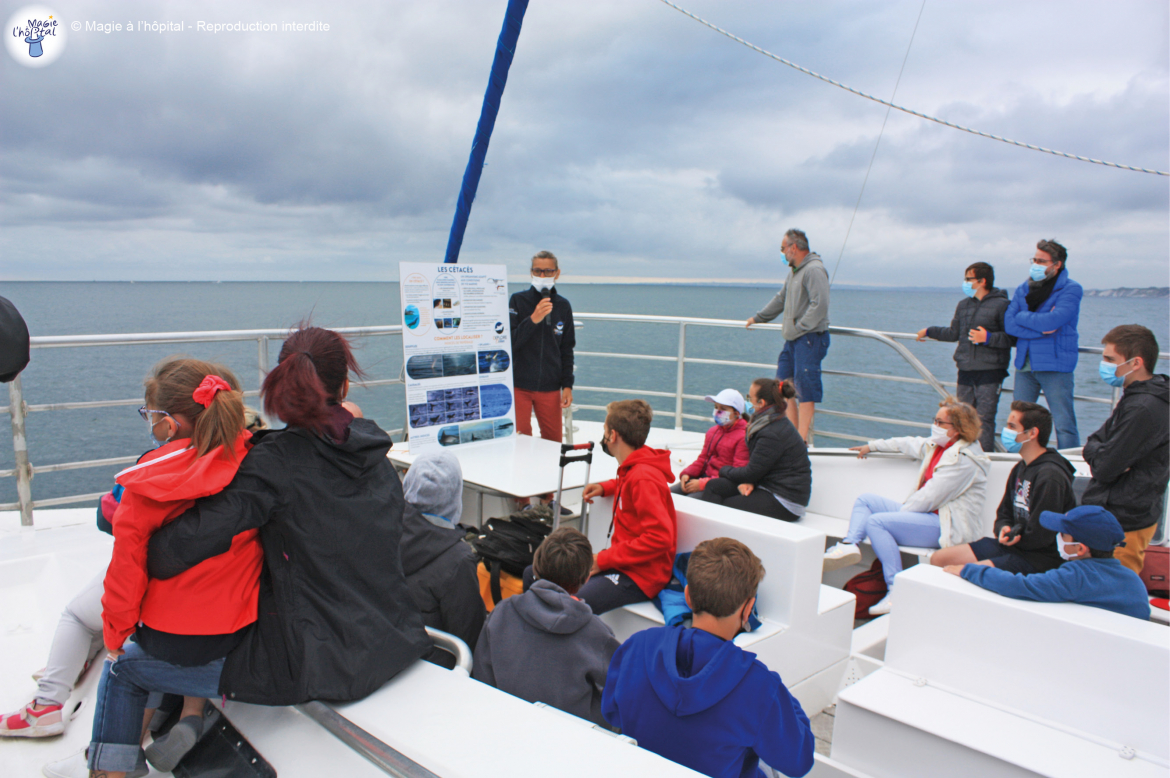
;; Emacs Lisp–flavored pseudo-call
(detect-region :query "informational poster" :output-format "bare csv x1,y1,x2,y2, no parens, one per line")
399,262,515,453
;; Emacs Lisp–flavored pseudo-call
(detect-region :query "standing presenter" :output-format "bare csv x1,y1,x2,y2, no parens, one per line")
509,251,575,444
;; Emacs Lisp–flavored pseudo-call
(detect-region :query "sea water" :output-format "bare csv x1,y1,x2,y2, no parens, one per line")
1,282,1167,506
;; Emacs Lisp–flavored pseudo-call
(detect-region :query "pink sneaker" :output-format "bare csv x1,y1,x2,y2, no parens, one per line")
0,701,65,737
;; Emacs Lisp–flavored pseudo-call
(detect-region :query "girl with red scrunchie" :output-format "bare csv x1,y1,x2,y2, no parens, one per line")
97,359,260,773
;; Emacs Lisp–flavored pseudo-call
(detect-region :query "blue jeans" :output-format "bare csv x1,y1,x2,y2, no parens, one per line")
776,331,830,403
89,641,223,772
1012,369,1079,449
844,494,941,588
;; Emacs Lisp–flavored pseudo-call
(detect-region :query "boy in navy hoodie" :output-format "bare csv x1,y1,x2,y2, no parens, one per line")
945,505,1150,620
601,538,815,778
473,528,619,727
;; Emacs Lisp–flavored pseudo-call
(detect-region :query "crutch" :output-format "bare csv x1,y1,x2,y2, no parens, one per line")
552,442,595,533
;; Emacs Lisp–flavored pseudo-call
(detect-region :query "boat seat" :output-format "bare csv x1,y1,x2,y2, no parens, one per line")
798,511,935,562
618,600,788,648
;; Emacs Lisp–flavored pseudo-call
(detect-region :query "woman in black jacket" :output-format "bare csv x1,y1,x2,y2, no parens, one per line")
700,378,811,521
146,326,432,707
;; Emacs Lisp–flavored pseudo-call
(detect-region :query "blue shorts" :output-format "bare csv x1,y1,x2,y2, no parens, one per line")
776,331,830,403
969,537,1039,575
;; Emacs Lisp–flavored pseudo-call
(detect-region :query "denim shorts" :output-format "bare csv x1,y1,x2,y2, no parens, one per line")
969,537,1039,575
776,331,830,403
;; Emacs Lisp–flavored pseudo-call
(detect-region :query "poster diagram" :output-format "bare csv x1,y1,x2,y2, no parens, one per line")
400,263,514,453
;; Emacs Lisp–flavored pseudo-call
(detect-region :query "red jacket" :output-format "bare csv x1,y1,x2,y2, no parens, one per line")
680,418,749,481
595,446,677,598
102,431,261,651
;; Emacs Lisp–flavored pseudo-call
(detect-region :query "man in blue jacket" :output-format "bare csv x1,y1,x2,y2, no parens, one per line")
601,537,814,778
944,505,1150,620
1004,239,1082,449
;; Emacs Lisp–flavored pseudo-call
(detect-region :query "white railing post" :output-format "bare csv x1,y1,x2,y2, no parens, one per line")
257,336,270,424
675,322,687,430
8,377,34,527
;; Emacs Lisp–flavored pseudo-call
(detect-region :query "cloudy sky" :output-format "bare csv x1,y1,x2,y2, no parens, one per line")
2,0,1167,287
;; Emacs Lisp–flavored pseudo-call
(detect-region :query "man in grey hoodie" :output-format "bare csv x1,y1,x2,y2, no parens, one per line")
472,528,619,727
746,229,830,443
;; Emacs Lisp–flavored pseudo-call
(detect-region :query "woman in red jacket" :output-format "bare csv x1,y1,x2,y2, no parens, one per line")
674,388,749,497
580,400,678,615
85,359,259,777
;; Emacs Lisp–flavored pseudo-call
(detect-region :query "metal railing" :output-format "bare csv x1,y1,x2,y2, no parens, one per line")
3,326,405,526
4,316,1164,526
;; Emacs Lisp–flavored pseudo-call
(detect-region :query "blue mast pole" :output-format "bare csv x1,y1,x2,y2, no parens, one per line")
443,0,530,263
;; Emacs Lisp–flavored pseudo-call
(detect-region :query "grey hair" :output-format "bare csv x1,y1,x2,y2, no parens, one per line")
784,229,809,252
531,250,559,270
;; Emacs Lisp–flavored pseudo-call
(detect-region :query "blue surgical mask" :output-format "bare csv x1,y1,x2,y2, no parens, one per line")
1098,358,1133,388
713,410,733,427
1029,263,1048,282
1000,426,1024,454
962,281,976,298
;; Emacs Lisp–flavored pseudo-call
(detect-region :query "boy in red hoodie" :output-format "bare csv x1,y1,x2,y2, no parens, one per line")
581,400,678,614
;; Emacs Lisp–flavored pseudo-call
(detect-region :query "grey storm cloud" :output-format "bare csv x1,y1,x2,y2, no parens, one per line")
0,0,1166,286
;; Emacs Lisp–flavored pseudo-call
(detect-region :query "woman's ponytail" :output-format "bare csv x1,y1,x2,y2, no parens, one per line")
261,326,364,435
193,378,246,459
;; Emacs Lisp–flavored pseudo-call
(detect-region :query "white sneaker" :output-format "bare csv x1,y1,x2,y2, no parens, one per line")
868,593,893,616
43,748,148,778
823,543,861,571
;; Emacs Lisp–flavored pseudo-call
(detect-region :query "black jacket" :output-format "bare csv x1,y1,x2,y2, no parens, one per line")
926,288,1014,373
400,503,486,657
1081,374,1170,532
147,419,431,706
993,450,1076,572
718,410,811,507
509,286,575,392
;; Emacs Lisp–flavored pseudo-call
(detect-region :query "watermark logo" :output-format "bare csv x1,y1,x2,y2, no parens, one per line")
6,6,67,67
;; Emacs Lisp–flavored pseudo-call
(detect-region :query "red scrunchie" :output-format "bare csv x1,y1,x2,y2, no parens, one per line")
192,375,231,407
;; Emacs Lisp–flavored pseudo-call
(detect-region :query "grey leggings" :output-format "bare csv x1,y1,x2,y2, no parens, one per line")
36,570,106,706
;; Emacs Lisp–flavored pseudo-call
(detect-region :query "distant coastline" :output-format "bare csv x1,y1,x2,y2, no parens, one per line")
1083,287,1169,299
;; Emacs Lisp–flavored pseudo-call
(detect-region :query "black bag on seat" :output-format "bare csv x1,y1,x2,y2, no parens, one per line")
470,508,553,604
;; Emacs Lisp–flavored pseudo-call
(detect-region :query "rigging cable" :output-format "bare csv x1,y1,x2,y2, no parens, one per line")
657,0,1168,177
831,0,926,287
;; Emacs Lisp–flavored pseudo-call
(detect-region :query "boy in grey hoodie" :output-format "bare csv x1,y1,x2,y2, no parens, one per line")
472,528,620,727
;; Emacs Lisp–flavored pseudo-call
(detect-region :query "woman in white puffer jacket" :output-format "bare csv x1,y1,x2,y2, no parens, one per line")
824,396,990,614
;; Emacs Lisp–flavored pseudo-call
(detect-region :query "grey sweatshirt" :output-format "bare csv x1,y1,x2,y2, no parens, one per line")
754,253,831,341
472,579,620,727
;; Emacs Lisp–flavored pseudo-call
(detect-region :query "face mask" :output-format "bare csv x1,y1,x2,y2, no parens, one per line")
1098,358,1133,388
713,410,733,427
1056,534,1079,561
531,275,555,292
929,424,951,446
1000,427,1024,454
146,419,171,449
962,281,976,298
1028,263,1048,282
600,433,613,457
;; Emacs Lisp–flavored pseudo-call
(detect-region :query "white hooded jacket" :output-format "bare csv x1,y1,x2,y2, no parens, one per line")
867,435,991,548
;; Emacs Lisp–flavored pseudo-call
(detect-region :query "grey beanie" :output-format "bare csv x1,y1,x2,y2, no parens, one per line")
403,450,464,524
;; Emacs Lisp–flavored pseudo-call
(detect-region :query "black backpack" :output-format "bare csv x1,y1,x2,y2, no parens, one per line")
470,508,553,604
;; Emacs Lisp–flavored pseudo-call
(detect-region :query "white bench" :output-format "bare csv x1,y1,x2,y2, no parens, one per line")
586,493,854,717
828,564,1170,778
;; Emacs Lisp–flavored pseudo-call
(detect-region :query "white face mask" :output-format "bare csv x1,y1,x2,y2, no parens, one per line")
928,424,951,445
531,275,555,292
1056,534,1079,561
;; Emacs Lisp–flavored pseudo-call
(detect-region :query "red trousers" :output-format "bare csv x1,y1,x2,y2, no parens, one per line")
515,388,562,442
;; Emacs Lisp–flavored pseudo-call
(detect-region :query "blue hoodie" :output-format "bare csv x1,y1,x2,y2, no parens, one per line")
961,557,1149,620
601,625,814,778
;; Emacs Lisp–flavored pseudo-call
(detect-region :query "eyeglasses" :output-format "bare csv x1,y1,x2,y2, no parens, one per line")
138,406,174,425
531,268,558,277
932,417,954,427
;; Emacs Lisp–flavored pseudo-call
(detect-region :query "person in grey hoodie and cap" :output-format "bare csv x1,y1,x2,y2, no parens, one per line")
918,262,1014,452
401,451,485,663
746,229,830,443
473,528,620,727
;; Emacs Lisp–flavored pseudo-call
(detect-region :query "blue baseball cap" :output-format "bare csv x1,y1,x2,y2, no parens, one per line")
1039,505,1126,551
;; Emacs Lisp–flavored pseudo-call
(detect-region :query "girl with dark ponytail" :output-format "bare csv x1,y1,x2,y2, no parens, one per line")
699,377,812,521
142,325,431,713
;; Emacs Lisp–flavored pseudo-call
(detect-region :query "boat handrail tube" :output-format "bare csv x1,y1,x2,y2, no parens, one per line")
28,325,404,349
295,700,443,778
425,627,473,675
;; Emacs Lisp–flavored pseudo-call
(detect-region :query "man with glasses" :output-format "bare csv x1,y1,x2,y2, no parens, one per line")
509,251,575,446
1004,239,1082,449
917,262,1013,451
